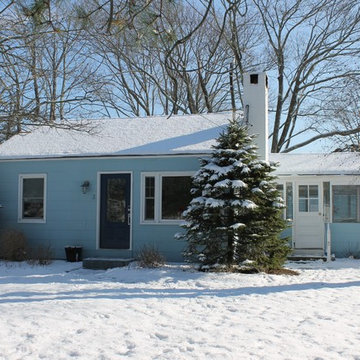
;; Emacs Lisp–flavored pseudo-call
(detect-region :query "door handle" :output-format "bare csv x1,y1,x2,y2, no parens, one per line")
128,213,131,225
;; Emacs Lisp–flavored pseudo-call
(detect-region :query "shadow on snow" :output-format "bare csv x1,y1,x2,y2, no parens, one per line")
1,280,360,305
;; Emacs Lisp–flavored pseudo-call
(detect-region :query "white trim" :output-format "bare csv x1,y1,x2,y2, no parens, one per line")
140,171,194,225
18,173,47,224
96,171,133,250
276,174,360,184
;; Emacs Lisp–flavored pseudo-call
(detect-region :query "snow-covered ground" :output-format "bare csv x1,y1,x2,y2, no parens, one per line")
0,260,359,360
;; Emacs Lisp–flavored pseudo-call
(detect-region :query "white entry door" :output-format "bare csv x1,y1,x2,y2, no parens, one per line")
294,182,324,250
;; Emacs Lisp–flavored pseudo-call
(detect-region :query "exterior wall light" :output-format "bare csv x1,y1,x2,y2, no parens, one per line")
81,180,90,194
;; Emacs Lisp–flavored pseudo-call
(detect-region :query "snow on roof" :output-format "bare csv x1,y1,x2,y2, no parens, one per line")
271,153,360,175
1,113,359,176
0,113,233,160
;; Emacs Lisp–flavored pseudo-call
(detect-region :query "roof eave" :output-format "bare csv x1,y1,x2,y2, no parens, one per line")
0,151,213,162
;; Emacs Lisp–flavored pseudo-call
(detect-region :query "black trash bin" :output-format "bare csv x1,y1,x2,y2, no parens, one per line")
65,246,83,262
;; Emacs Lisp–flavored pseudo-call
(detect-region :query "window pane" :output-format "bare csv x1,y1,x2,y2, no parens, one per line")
276,184,285,219
309,185,318,198
145,177,155,198
145,199,155,220
286,182,293,220
22,178,44,219
144,176,155,220
333,185,358,223
299,185,308,198
107,178,126,223
299,198,308,212
298,185,318,213
309,198,318,212
161,176,192,220
23,199,44,218
23,178,44,198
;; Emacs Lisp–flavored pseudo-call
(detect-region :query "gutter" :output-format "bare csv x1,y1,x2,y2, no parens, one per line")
0,152,212,162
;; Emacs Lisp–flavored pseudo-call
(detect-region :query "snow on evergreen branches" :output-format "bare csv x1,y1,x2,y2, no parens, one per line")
177,118,291,271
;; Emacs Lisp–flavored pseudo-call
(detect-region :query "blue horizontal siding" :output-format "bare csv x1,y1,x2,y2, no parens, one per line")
0,156,201,262
329,224,360,258
2,157,360,260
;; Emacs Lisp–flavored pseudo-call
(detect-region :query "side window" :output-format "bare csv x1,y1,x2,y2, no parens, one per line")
19,174,46,223
286,182,293,220
141,173,193,223
332,185,359,223
276,182,293,220
144,176,155,221
276,184,285,219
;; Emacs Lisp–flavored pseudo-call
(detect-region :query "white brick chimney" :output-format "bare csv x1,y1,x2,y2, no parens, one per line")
243,72,269,161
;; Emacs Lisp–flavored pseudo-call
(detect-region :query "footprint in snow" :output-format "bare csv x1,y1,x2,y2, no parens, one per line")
69,351,80,357
154,332,169,340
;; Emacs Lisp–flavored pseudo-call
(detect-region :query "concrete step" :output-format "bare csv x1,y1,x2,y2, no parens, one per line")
292,248,324,256
83,257,135,270
288,255,327,261
288,248,327,261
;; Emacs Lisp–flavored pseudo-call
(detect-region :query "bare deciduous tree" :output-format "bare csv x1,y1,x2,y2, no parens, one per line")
252,0,360,152
1,0,360,153
0,0,103,141
88,1,234,117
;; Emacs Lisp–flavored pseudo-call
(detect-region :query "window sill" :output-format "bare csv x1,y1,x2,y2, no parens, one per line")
18,218,46,224
333,220,358,224
140,220,184,226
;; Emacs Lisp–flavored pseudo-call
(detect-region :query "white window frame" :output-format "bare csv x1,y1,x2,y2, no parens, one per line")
140,171,194,225
18,174,47,223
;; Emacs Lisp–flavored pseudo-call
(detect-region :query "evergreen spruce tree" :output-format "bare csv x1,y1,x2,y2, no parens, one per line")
179,119,291,271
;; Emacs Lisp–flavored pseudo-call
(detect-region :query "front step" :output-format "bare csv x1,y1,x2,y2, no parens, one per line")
83,257,134,270
287,255,327,261
292,248,324,256
288,248,326,261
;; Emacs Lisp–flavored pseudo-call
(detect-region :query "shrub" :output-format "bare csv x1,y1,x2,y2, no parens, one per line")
27,244,53,265
137,245,165,268
0,229,27,261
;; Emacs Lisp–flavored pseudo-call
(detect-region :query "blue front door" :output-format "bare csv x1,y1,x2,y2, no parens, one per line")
100,173,131,249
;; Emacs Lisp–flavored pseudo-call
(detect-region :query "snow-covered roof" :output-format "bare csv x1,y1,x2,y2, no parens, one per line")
0,113,232,160
271,153,360,175
1,114,360,176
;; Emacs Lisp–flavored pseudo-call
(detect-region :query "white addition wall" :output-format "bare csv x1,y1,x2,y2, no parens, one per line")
276,174,360,257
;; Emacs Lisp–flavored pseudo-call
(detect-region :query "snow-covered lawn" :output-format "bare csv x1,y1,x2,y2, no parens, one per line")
0,260,359,360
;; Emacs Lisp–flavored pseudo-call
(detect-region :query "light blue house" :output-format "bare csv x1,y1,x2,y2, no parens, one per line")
0,113,234,261
0,73,359,261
